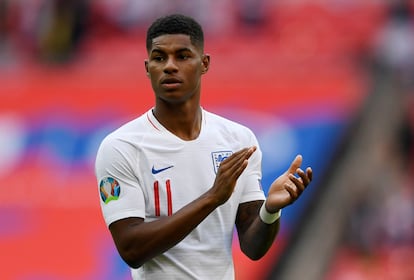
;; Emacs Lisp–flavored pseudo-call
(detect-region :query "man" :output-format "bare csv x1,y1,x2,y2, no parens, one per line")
95,14,312,279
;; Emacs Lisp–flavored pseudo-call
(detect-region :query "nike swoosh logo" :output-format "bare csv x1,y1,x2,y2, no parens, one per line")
152,165,174,174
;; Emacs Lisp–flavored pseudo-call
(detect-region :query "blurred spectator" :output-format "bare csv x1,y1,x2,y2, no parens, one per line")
397,99,414,172
0,0,18,65
235,0,270,35
373,0,414,89
36,0,90,63
344,1,414,265
1,0,253,64
347,132,414,255
236,0,268,26
93,0,230,35
0,0,9,60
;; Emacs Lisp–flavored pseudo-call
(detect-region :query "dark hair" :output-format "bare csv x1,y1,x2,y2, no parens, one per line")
146,14,204,52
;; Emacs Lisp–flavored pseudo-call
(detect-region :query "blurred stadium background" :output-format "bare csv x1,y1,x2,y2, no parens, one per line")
1,0,413,279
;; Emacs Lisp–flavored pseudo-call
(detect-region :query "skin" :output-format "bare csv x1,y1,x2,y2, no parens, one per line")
108,33,313,268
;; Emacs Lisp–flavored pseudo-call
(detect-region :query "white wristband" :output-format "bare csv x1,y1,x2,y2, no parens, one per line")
259,203,281,224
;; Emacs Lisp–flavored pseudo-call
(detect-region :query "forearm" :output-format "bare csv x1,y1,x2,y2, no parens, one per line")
111,192,219,268
241,217,280,260
236,201,280,260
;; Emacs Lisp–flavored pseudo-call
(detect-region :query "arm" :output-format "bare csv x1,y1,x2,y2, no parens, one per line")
236,155,312,260
235,200,280,260
109,147,257,268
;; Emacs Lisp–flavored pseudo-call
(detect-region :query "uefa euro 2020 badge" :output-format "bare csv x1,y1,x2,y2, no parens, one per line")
99,177,121,204
211,151,233,174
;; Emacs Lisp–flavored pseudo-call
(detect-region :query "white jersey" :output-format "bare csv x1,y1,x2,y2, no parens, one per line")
95,108,265,280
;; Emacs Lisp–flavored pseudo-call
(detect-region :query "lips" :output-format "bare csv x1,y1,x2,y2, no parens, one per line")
161,77,182,90
161,77,182,84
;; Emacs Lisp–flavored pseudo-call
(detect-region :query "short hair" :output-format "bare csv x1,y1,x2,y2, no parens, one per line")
146,14,204,52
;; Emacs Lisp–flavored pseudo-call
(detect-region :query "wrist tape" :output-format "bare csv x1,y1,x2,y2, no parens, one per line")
259,203,282,224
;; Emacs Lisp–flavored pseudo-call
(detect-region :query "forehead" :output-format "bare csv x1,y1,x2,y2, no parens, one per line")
149,34,200,53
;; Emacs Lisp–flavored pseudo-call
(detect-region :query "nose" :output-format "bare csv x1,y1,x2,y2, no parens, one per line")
163,57,178,74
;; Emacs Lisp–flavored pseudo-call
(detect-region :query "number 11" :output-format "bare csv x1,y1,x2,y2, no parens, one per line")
153,180,172,216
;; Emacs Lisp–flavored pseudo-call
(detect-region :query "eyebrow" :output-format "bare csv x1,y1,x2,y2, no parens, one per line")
150,47,194,55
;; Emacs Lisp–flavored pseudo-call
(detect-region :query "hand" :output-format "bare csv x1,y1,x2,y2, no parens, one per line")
265,155,312,213
210,147,256,205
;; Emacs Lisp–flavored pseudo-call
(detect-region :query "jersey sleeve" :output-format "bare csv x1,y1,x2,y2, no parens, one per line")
95,136,145,227
239,128,266,203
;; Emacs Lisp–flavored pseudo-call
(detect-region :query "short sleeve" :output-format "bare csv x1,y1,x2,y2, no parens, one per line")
95,136,145,227
239,129,266,203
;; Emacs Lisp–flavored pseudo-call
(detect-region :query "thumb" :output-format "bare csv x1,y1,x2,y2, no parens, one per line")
287,154,302,174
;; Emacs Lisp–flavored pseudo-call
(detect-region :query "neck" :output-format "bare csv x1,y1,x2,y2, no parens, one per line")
153,104,202,141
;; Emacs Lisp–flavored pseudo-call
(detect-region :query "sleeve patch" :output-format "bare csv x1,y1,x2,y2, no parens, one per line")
99,177,121,204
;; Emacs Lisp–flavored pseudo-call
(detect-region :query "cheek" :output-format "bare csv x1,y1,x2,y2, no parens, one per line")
147,74,159,90
150,78,159,91
187,67,202,82
147,69,160,83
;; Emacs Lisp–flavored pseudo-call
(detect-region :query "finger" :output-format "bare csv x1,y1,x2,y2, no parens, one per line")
296,168,310,187
289,173,305,192
219,147,255,177
231,158,249,179
284,182,299,200
225,146,255,162
244,146,256,158
220,148,249,168
306,167,313,181
227,147,257,180
287,154,302,174
222,147,256,168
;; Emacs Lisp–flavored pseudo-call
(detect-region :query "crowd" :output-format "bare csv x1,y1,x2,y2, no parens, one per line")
0,0,273,64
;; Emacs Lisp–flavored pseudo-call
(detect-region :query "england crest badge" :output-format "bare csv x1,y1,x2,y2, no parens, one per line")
211,151,233,174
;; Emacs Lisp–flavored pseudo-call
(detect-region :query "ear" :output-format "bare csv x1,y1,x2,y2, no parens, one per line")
144,59,150,77
201,54,210,74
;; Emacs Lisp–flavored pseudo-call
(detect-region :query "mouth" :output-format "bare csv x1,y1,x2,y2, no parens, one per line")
161,78,182,90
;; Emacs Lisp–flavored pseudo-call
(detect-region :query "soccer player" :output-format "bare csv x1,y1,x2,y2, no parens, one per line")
95,14,313,279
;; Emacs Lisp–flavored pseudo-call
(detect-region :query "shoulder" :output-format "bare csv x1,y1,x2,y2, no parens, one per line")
96,111,150,158
204,110,252,130
203,109,257,141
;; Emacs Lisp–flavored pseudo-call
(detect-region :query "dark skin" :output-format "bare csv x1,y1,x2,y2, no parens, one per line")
109,34,313,268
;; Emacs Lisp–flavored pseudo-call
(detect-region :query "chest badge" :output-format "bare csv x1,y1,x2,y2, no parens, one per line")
211,151,233,174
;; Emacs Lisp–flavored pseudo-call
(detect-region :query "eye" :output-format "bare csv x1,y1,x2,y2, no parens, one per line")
150,52,165,62
178,53,190,60
153,56,165,62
